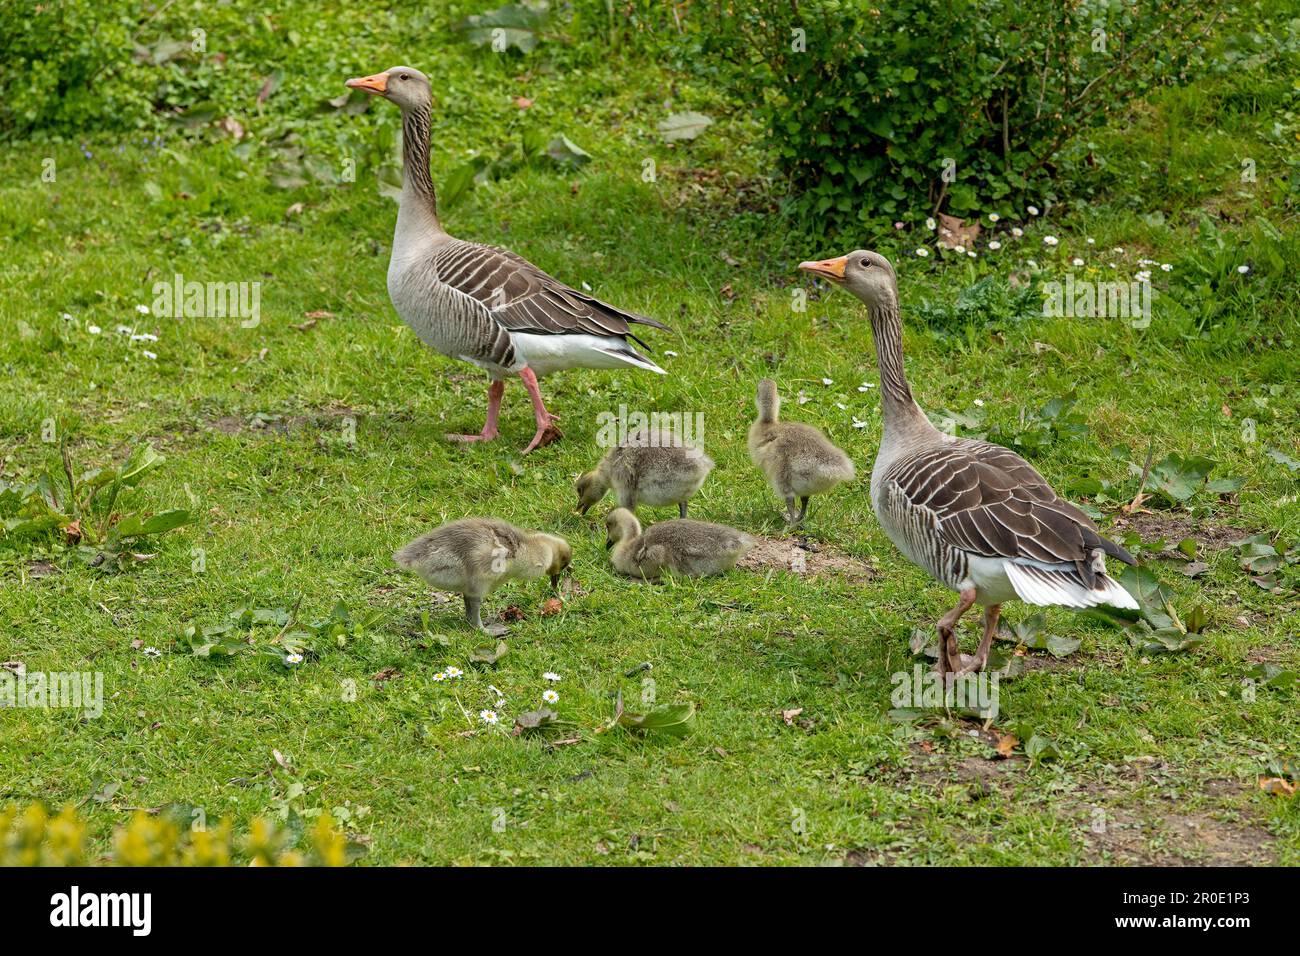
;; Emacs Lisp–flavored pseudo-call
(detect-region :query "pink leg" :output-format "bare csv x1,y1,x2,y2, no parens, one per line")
935,587,977,689
447,379,504,443
518,366,563,454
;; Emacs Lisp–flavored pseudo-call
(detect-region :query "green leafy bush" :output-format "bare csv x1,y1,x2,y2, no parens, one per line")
692,0,1225,234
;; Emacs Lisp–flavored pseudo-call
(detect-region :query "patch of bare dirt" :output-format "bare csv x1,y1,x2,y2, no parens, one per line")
738,535,878,582
1083,808,1274,865
1108,511,1247,551
206,405,358,437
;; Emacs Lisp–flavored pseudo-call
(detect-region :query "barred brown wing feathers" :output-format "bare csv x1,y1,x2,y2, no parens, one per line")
887,440,1132,567
433,241,668,345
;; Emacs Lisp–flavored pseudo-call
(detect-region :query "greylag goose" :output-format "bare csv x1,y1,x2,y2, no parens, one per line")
345,67,669,453
604,507,754,580
748,378,855,525
577,424,714,518
798,250,1138,679
394,517,571,635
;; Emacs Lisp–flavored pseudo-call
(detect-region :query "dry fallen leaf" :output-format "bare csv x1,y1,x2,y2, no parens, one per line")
271,749,293,773
540,597,563,617
371,666,401,684
303,310,334,319
936,213,980,249
781,707,804,726
1258,776,1296,797
291,319,317,332
994,733,1020,758
501,605,525,622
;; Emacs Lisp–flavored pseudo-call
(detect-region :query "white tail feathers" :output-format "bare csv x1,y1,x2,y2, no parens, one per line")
1004,561,1139,611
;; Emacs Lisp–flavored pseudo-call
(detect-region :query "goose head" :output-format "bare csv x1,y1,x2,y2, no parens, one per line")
799,250,898,310
604,508,641,550
345,66,432,112
575,470,607,515
532,532,572,588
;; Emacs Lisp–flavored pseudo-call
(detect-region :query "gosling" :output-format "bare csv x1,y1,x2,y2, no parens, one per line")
604,507,753,580
748,378,855,525
394,518,572,636
577,425,714,518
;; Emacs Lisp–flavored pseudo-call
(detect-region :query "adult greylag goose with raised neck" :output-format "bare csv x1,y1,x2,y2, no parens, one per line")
798,250,1138,680
345,67,669,453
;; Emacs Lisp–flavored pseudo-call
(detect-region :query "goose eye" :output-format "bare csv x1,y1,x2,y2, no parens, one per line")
860,259,871,269
399,73,409,81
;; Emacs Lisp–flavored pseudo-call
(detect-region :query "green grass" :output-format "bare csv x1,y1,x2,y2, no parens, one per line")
1,2,1298,865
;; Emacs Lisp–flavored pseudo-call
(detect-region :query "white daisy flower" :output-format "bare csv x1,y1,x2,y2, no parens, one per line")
857,384,871,392
967,250,977,258
1086,237,1095,245
543,671,561,682
988,213,1000,222
433,671,447,682
285,653,303,665
131,333,158,342
1237,264,1250,274
1136,270,1152,282
973,398,985,407
851,417,867,429
446,666,463,679
87,325,102,335
988,240,1001,250
952,245,965,255
925,217,936,231
1160,263,1172,272
821,378,833,386
1027,259,1039,269
135,304,150,315
835,402,847,410
1043,236,1058,246
1112,247,1124,254
116,325,132,334
143,647,161,658
664,350,678,357
141,350,157,360
915,247,929,258
1027,205,1039,216
893,221,904,229
1071,257,1084,266
1011,227,1023,238
542,689,559,703
479,709,499,725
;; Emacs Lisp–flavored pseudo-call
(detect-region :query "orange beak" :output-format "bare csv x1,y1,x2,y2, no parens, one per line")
345,72,388,95
798,255,848,282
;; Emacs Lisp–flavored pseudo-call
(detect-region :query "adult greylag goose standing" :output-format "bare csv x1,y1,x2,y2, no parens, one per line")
345,67,669,453
798,250,1138,681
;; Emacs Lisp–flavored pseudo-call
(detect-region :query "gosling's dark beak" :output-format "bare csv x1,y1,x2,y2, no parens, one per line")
577,501,592,516
799,255,848,283
345,72,388,96
549,573,561,590
604,538,613,551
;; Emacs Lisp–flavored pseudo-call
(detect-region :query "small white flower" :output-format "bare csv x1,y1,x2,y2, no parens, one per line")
915,247,929,258
835,402,847,410
141,350,157,360
131,333,158,342
1136,270,1152,282
1086,237,1095,245
433,671,447,682
116,325,132,334
664,350,678,357
479,709,499,725
143,647,162,658
1043,235,1058,246
967,250,977,258
285,653,303,665
1027,259,1039,269
445,666,463,679
925,217,936,231
952,245,965,255
851,417,867,429
1071,257,1084,266
1027,205,1039,216
1108,263,1116,269
1138,258,1156,266
1011,227,1023,238
857,384,871,392
135,304,150,315
821,377,833,386
542,689,559,703
1237,264,1250,274
1160,263,1172,272
987,240,1001,250
1112,247,1124,254
87,325,102,335
543,671,561,682
893,221,904,229
973,398,985,407
988,212,1000,222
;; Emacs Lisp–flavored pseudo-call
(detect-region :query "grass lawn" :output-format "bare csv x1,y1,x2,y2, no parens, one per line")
1,2,1297,865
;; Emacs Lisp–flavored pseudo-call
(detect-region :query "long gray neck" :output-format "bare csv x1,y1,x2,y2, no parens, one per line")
870,301,936,446
398,103,444,236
